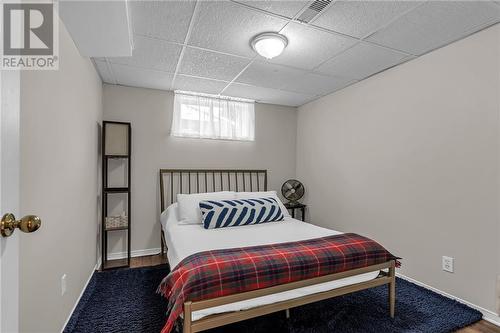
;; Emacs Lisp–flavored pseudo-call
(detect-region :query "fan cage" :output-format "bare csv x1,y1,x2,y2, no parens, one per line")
281,179,305,203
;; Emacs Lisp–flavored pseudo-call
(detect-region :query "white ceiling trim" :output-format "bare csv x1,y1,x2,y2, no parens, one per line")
125,0,135,51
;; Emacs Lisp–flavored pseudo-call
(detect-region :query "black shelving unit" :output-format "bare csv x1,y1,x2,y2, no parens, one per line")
101,121,131,270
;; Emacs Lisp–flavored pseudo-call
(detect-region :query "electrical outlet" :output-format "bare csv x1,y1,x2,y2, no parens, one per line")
61,274,67,296
442,256,454,273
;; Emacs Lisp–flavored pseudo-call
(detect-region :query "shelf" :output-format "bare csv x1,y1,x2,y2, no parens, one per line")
104,187,129,193
105,155,129,159
102,121,131,271
284,203,306,208
105,226,128,231
102,258,129,270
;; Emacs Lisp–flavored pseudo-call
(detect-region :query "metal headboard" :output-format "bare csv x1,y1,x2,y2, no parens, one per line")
159,169,268,212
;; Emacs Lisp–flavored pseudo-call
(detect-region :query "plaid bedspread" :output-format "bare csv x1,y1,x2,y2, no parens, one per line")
157,233,398,333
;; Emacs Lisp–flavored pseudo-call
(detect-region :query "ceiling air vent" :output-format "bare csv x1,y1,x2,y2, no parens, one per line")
296,0,332,23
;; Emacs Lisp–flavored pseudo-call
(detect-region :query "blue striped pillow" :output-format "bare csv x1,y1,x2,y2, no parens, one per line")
199,197,285,229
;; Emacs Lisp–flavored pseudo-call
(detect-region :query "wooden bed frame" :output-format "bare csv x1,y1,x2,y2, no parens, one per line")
159,168,396,333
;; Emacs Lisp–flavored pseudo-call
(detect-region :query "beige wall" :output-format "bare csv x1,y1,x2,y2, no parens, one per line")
103,84,297,254
19,20,102,332
297,24,500,314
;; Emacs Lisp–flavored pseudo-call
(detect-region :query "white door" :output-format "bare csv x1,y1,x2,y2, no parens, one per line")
0,68,21,333
0,68,40,333
1,3,46,327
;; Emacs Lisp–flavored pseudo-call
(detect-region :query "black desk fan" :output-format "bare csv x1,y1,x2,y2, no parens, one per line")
281,179,305,206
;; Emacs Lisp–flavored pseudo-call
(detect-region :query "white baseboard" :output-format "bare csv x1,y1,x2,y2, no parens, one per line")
397,273,500,327
107,247,161,261
60,263,98,333
96,248,162,270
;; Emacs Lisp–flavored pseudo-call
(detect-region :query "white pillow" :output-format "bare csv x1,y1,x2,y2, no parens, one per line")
160,202,179,230
236,191,291,218
177,191,236,224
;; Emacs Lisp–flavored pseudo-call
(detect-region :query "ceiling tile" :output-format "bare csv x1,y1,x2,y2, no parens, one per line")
235,61,303,90
235,61,353,96
188,1,288,57
60,1,132,57
270,22,358,70
111,64,174,91
316,42,409,79
224,83,315,106
130,0,196,43
173,75,228,95
312,1,422,38
108,36,182,73
283,73,355,95
366,1,500,55
93,60,114,83
234,1,311,18
93,1,500,107
178,47,251,81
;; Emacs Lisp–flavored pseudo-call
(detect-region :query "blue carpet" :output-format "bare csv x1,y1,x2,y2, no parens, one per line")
64,264,482,333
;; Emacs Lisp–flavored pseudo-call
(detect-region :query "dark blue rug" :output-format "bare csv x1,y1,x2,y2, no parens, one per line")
64,264,482,333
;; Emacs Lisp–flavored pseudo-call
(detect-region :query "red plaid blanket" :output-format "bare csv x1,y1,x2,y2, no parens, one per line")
157,233,397,333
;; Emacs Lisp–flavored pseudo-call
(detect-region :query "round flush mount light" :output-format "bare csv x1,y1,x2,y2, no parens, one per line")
251,32,288,59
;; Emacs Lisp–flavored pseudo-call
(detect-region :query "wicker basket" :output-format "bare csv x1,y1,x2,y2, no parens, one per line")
105,215,128,230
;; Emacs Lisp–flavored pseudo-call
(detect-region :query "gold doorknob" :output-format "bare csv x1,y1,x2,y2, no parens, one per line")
1,213,41,237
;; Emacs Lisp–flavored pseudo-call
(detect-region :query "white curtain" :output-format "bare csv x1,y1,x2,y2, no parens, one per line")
171,92,255,141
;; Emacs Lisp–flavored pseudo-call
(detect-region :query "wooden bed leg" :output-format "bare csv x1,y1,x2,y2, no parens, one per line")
183,301,192,333
285,308,290,319
389,261,396,318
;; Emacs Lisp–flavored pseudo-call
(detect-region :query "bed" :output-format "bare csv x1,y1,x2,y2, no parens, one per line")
159,169,396,333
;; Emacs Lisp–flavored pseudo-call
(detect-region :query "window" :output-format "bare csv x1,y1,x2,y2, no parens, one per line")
171,91,255,141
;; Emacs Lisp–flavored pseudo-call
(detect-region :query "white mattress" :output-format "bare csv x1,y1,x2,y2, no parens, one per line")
161,203,380,321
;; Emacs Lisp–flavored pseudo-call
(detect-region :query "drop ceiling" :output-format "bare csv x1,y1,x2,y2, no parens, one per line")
93,0,500,107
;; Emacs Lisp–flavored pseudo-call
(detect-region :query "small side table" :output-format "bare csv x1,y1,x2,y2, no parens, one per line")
284,202,306,221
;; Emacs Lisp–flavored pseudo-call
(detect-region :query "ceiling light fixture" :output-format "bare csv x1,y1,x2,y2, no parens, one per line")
251,32,288,59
